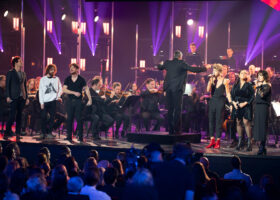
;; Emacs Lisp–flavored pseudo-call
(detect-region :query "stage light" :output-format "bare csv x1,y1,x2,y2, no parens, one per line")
4,10,8,17
105,59,109,72
187,19,194,26
71,58,77,64
175,26,181,38
140,60,145,68
47,20,53,33
61,14,66,21
13,18,19,31
58,51,61,55
47,57,53,65
80,58,86,71
103,22,109,35
81,22,86,34
72,21,78,34
94,16,99,22
0,49,3,53
198,26,204,38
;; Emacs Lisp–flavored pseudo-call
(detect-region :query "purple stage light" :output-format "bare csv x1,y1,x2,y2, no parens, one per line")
246,2,280,64
149,2,171,56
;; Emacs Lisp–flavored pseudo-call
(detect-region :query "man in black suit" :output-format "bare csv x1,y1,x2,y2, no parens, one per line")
185,42,203,67
156,50,209,134
5,56,28,141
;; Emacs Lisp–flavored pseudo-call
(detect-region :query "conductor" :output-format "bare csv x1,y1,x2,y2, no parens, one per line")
156,50,210,134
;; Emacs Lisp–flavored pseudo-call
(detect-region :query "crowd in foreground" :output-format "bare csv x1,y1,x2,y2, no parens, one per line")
0,141,278,200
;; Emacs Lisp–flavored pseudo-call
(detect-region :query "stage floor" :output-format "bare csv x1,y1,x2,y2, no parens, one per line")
1,131,280,157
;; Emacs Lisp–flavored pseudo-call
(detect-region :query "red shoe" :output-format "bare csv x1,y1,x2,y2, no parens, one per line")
214,139,220,149
206,138,216,148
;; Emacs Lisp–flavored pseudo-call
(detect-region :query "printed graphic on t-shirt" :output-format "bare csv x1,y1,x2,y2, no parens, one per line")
45,83,57,94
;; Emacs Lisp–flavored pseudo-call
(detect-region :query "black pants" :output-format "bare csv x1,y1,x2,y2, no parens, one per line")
111,112,129,133
41,100,56,136
142,111,163,131
5,97,25,135
208,98,225,138
166,90,183,133
91,113,114,135
66,98,83,140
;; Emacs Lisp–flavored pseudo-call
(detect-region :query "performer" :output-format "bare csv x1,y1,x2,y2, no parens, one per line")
0,75,9,127
206,64,232,149
248,65,257,82
140,78,163,131
185,42,203,67
107,82,130,138
39,64,62,139
89,76,114,139
230,70,254,151
5,56,28,141
130,82,140,96
226,48,236,69
253,70,271,155
63,63,92,143
156,50,208,134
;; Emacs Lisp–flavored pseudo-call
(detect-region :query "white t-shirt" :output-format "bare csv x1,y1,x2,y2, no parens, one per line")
39,76,62,105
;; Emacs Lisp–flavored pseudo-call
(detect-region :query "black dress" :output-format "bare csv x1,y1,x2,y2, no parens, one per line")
231,82,254,120
253,84,271,142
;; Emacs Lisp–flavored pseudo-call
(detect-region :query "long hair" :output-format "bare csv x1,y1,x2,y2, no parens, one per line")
193,162,210,186
45,64,57,76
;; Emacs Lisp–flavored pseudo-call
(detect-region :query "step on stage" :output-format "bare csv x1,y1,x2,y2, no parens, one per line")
127,131,201,144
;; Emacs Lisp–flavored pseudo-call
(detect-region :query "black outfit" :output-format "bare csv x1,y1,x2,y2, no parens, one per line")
140,90,163,131
88,88,114,138
157,58,206,134
185,52,203,67
98,184,122,200
231,82,254,121
64,75,86,141
253,84,271,153
5,69,27,137
209,80,226,138
107,94,129,137
41,100,56,137
122,184,158,200
64,194,89,200
227,56,236,69
0,87,9,125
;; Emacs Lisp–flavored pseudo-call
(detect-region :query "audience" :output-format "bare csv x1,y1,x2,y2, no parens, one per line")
0,141,278,200
224,155,252,188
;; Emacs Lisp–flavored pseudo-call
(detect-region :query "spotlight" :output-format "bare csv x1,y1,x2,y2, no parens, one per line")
4,10,8,17
94,16,99,22
0,49,3,52
59,51,62,55
187,19,194,26
61,14,66,21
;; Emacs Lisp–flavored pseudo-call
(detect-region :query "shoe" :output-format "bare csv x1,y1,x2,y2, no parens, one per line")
214,139,220,149
236,137,243,151
78,138,85,143
229,140,238,148
206,138,216,148
246,138,252,151
64,137,73,143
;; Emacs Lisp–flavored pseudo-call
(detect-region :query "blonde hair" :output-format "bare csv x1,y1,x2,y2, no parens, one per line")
213,63,223,73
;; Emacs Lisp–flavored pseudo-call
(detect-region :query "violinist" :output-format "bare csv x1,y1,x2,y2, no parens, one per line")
106,82,130,138
89,76,114,140
140,78,163,131
130,82,140,96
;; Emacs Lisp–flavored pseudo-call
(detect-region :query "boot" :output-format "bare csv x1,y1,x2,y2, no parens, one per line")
257,141,267,155
214,138,221,149
236,137,242,151
206,137,216,148
246,138,252,151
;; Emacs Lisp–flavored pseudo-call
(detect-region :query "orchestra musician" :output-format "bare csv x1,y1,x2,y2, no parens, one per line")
107,82,130,138
88,76,114,140
140,78,163,131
